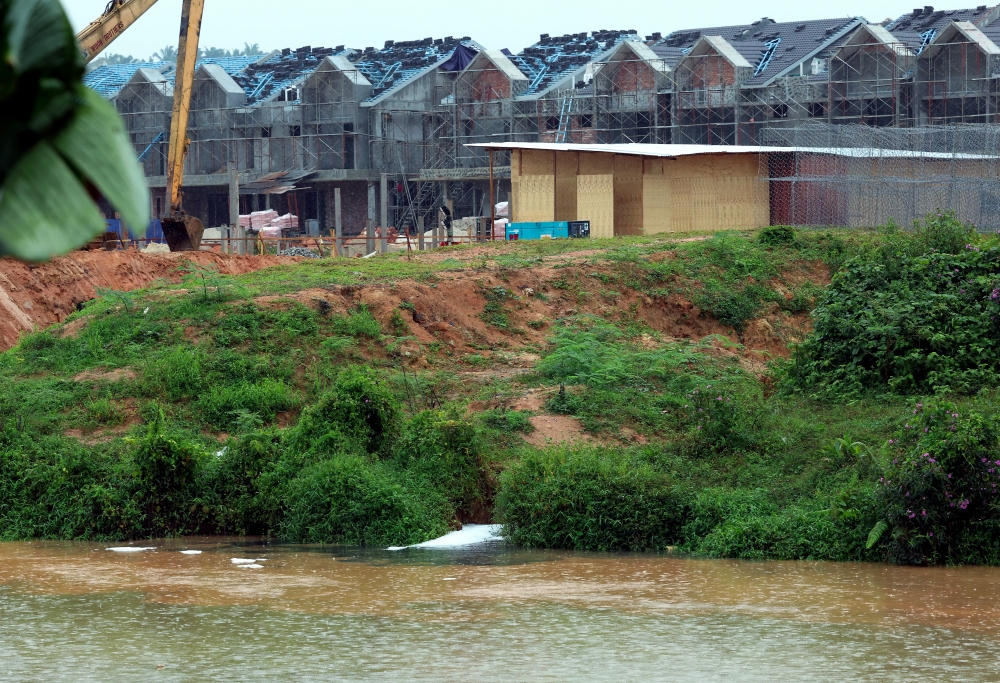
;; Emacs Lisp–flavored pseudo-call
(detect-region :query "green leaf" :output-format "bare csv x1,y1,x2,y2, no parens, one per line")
865,520,888,550
3,0,79,74
0,139,106,261
53,86,149,233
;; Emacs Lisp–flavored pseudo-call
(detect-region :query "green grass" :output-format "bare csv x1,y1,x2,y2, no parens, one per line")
4,226,997,564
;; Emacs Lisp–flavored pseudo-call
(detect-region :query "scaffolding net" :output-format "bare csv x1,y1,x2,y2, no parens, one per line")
760,123,1000,230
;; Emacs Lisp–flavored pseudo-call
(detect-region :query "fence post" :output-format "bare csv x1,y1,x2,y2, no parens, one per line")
334,187,342,258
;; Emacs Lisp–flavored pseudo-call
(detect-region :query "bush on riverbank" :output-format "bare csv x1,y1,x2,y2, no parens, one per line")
786,213,1000,397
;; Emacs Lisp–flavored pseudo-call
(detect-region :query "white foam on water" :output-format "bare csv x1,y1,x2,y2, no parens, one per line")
179,550,202,555
239,564,264,569
106,547,156,553
387,524,503,550
231,558,257,564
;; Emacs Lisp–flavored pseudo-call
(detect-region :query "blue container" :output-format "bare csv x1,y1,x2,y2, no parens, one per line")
507,221,569,241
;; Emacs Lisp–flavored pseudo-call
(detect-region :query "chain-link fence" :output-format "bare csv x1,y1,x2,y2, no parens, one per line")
760,123,1000,230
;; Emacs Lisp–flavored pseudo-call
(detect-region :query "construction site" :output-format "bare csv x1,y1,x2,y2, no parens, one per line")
66,3,1000,246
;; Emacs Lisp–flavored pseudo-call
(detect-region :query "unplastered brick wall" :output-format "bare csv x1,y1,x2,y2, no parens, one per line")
611,59,657,93
471,68,512,101
687,55,737,89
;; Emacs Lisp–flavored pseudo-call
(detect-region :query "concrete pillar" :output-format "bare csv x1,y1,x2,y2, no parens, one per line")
380,173,389,254
367,181,376,255
334,187,342,256
417,214,425,251
228,162,239,255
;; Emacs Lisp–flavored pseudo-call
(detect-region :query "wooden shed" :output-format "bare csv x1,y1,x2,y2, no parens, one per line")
471,142,771,236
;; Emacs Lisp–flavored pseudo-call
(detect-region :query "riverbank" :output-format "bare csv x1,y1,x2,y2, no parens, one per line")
2,219,999,565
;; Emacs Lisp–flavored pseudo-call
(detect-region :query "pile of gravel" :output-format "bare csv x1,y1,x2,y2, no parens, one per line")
278,247,321,258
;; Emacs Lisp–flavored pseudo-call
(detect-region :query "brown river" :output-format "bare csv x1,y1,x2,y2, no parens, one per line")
1,535,999,681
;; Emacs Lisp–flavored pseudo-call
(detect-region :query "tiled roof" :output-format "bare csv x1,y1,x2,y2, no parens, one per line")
232,47,349,105
510,29,639,96
347,36,477,103
886,4,998,48
652,17,863,86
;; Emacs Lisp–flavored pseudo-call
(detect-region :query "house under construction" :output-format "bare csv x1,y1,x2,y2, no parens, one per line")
83,4,1000,233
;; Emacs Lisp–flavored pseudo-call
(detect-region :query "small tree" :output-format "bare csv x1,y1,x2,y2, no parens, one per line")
0,0,149,261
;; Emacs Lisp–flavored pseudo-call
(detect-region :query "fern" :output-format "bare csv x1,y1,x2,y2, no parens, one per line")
866,520,888,550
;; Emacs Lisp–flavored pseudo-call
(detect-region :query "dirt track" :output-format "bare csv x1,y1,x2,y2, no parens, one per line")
0,251,289,351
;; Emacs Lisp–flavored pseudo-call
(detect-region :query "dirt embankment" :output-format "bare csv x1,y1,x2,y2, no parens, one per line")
0,251,288,351
255,260,823,374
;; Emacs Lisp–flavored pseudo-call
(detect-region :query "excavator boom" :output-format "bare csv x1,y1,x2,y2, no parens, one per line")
160,0,207,251
75,0,161,64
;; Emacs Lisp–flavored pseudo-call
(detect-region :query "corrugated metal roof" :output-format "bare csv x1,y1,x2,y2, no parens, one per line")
467,141,1000,160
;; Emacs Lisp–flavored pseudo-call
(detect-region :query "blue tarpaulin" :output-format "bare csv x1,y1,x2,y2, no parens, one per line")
146,219,165,243
440,44,478,72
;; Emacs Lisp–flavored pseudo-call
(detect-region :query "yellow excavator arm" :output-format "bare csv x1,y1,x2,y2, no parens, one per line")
78,0,207,251
160,0,207,251
75,0,161,64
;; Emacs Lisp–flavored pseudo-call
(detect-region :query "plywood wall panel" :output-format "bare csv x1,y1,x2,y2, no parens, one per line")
642,175,672,233
555,151,579,222
521,149,555,176
614,154,644,236
577,174,614,238
579,151,614,175
515,175,556,222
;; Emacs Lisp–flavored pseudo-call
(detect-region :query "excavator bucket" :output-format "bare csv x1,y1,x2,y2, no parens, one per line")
161,213,205,252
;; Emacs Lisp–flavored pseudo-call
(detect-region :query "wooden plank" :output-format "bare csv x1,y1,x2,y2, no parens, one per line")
555,151,578,222
521,149,555,176
516,175,555,222
578,151,614,175
614,154,643,236
577,174,614,238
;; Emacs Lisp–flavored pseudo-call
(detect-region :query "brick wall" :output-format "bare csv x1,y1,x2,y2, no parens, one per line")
612,59,657,93
471,67,511,101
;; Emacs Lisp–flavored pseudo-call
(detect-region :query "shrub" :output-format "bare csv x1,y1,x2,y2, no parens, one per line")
203,429,283,535
123,409,207,537
393,410,486,516
497,447,686,551
869,399,1000,565
758,226,796,246
479,409,535,434
287,367,399,457
330,305,382,339
197,379,296,430
279,456,451,546
786,217,1000,396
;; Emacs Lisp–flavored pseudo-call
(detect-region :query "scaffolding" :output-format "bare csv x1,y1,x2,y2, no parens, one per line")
760,123,1000,229
829,37,915,127
592,54,672,143
917,36,1000,125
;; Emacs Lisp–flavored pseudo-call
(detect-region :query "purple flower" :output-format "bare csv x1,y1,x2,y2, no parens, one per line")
929,458,936,463
929,532,934,537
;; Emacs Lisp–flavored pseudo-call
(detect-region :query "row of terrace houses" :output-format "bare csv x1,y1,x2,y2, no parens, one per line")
85,6,1000,234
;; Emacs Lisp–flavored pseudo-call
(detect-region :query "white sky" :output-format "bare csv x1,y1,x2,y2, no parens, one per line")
63,0,926,60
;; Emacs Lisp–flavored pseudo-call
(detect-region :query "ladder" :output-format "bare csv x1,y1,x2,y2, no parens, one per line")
554,93,574,143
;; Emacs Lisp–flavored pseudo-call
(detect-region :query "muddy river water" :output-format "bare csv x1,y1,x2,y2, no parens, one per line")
1,535,999,682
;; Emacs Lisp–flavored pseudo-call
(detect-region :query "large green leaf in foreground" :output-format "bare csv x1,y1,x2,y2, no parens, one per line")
0,0,149,261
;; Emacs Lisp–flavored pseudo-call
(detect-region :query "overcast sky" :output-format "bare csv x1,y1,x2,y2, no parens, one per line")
64,0,923,60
